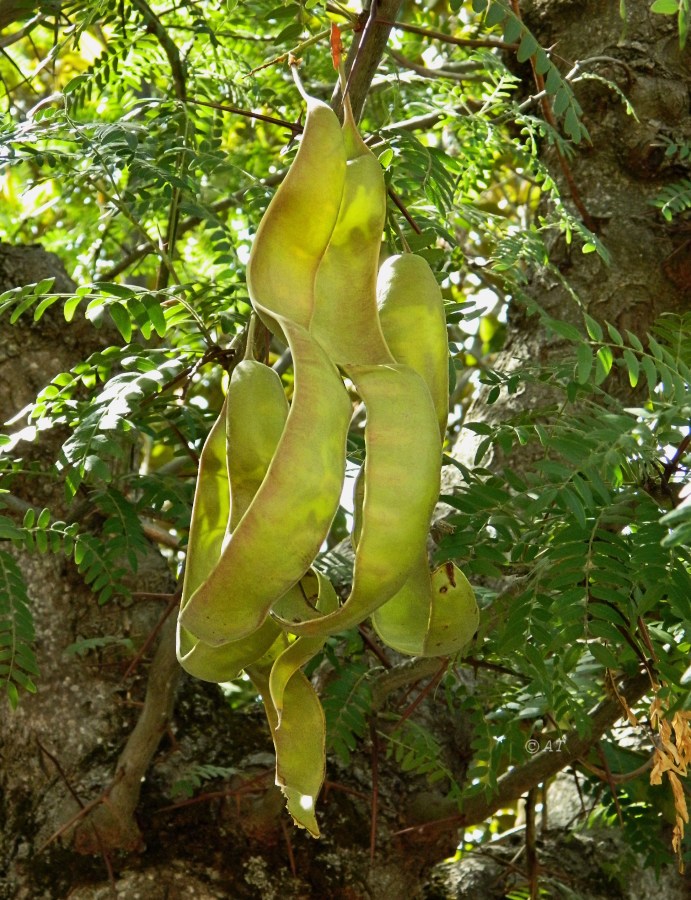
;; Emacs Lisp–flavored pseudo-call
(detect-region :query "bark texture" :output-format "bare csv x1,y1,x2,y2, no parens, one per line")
452,0,690,470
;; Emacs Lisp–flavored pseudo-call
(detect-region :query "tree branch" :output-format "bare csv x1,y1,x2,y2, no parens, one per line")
331,0,405,122
395,670,651,834
73,614,180,853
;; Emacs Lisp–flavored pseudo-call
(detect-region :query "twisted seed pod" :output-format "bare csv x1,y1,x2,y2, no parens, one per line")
268,100,443,638
247,661,325,837
177,355,288,680
247,95,346,335
310,100,393,366
272,362,442,636
376,253,450,436
179,324,350,645
180,95,353,645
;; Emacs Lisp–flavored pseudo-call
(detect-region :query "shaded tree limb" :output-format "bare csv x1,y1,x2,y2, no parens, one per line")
72,614,180,853
395,670,650,835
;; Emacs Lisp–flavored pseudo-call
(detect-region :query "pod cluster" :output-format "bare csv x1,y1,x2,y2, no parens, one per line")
176,89,479,836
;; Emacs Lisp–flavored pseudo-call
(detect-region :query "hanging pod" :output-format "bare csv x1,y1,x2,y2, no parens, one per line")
270,100,444,638
180,93,354,646
371,252,480,657
376,253,450,437
247,94,347,336
177,353,286,680
247,661,325,838
310,97,393,367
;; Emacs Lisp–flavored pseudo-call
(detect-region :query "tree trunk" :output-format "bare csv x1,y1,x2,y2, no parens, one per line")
453,0,689,477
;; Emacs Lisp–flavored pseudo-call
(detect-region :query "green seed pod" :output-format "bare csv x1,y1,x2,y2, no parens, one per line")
272,363,441,636
371,560,479,657
247,660,325,837
178,323,351,645
377,253,450,436
247,96,346,337
226,358,289,532
310,102,393,366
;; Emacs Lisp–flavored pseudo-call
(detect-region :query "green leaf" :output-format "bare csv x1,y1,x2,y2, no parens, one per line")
576,343,593,384
622,348,639,387
517,32,539,62
109,304,132,342
584,314,603,342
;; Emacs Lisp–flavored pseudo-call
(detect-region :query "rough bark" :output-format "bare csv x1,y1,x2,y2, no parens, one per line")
452,0,690,471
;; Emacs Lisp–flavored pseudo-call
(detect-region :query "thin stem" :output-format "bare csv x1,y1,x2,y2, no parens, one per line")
186,97,301,134
377,18,519,52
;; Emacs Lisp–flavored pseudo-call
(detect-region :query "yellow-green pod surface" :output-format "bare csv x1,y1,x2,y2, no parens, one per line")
179,401,229,605
176,617,281,683
177,401,237,679
226,358,289,532
371,560,479,657
178,358,289,680
246,97,346,336
247,661,325,838
178,323,351,645
310,106,393,366
272,363,441,636
377,253,449,436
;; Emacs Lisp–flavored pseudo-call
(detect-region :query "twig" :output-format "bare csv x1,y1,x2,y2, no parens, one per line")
369,718,380,862
121,589,179,682
389,48,485,83
186,97,301,134
387,185,422,235
525,786,538,899
280,816,297,877
392,658,448,729
594,741,623,825
378,18,519,52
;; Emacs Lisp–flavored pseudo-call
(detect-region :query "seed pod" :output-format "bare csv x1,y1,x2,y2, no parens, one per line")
372,560,479,657
377,253,450,436
310,100,393,366
177,353,288,680
178,324,351,645
226,358,290,532
247,96,346,336
247,661,325,837
272,362,442,636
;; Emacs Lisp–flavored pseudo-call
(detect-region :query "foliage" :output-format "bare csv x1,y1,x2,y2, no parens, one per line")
0,0,689,881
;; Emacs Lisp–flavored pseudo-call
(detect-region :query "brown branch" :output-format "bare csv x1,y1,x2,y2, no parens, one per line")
186,97,302,134
72,614,180,853
394,670,650,835
332,0,405,123
377,18,519,52
387,185,422,235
